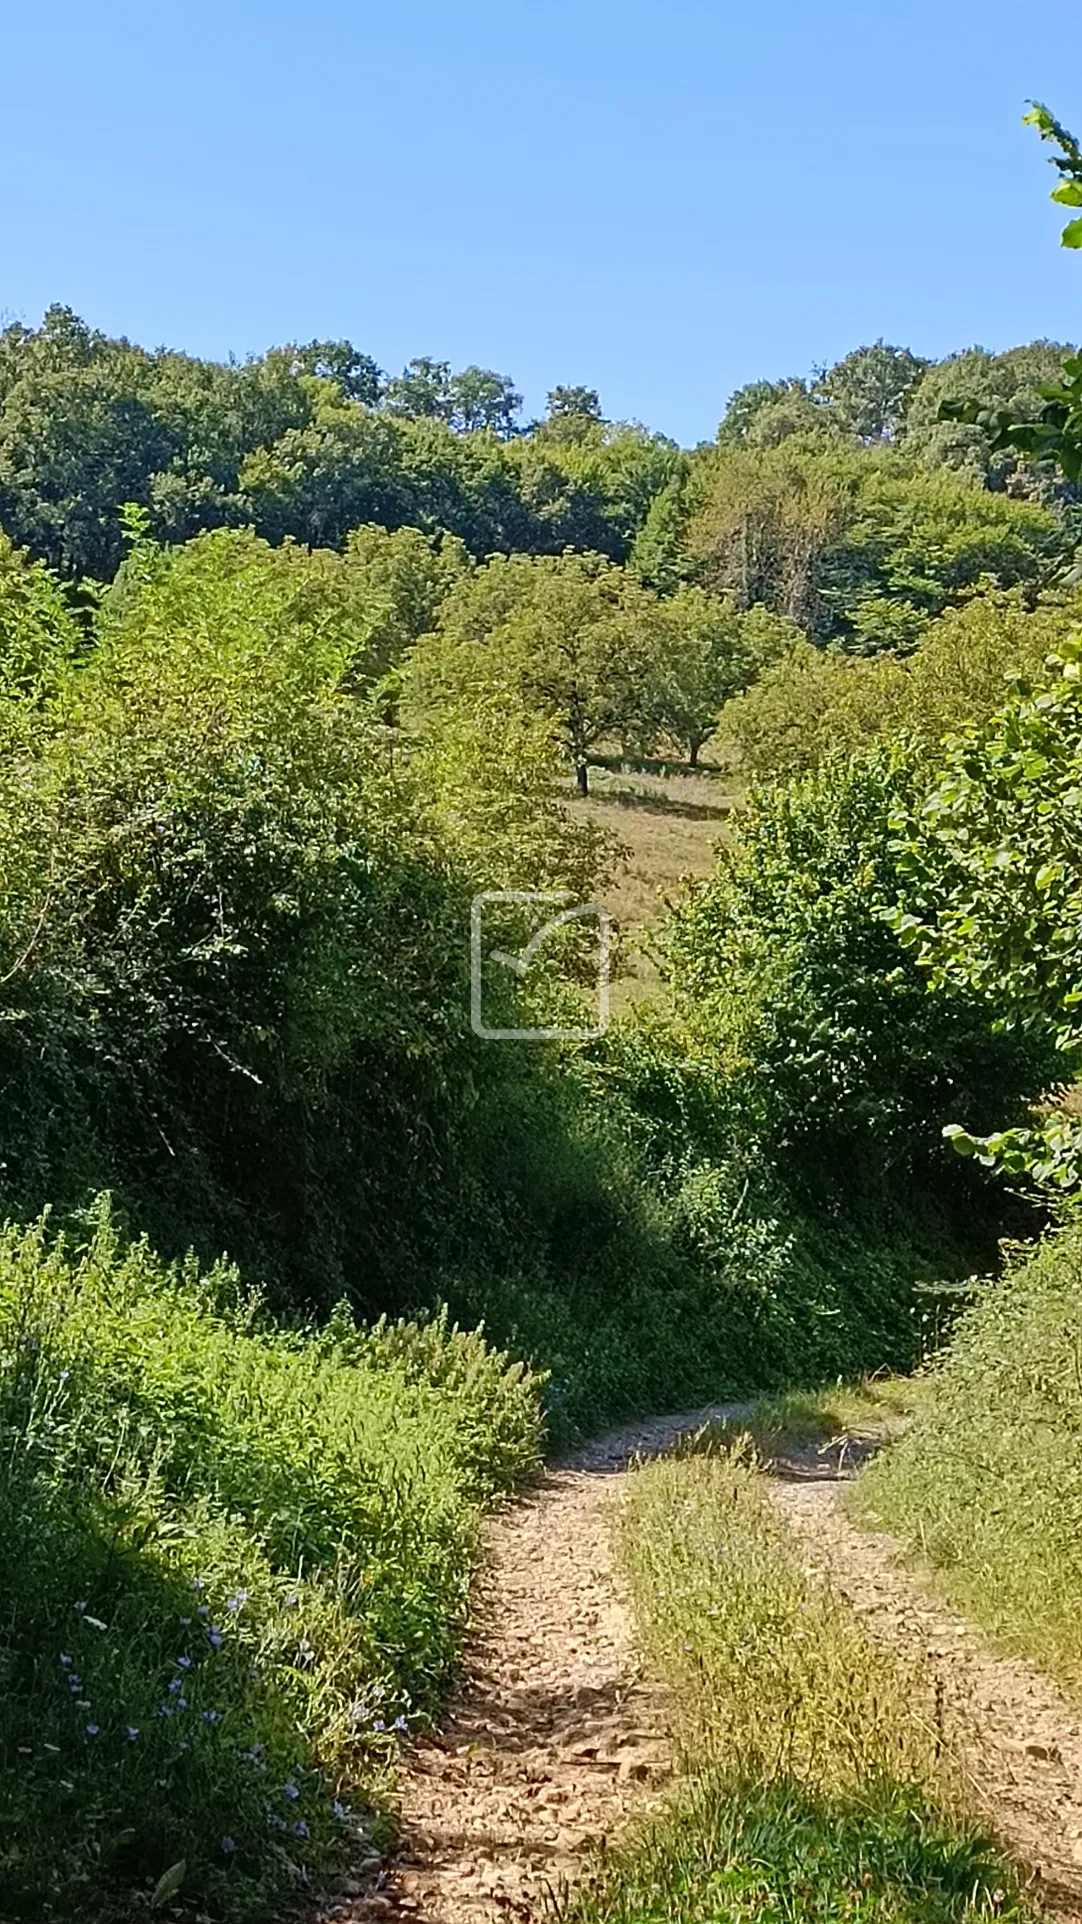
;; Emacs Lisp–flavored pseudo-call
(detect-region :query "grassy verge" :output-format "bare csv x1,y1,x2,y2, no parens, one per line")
0,1200,542,1923
561,1446,1030,1924
855,1219,1082,1697
693,1376,921,1470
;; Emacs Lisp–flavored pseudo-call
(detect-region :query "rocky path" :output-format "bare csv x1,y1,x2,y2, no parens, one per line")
331,1408,1082,1923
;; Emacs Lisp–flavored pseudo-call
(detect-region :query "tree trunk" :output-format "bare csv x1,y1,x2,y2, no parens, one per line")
575,760,589,797
688,740,700,769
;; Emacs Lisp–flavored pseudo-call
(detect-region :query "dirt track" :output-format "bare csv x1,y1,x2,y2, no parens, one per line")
332,1406,1082,1922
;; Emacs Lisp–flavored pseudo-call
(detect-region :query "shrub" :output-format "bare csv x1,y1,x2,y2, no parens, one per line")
0,1199,542,1921
657,745,1056,1208
857,1216,1082,1693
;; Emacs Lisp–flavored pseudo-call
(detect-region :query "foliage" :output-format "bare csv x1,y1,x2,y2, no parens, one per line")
720,588,1082,782
888,630,1082,1185
561,1446,1026,1924
858,1216,1082,1696
716,343,929,450
658,746,1056,1203
1026,102,1082,249
902,341,1078,487
403,549,670,792
0,1199,542,1921
0,308,679,577
687,443,1061,649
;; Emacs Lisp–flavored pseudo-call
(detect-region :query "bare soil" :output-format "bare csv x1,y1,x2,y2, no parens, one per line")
329,1407,1082,1923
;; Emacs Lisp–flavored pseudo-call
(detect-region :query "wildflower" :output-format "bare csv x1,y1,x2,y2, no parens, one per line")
394,1716,409,1734
85,1723,99,1738
221,1836,236,1856
58,1369,70,1384
191,1578,205,1592
197,1604,210,1620
372,1719,387,1734
176,1697,188,1711
267,1814,286,1832
179,1616,191,1628
125,1727,139,1742
333,1800,347,1821
174,1655,192,1671
293,1820,309,1838
225,1589,249,1613
283,1592,299,1609
168,1677,184,1695
282,1781,300,1801
67,1675,83,1693
73,1601,87,1615
202,1708,220,1724
207,1626,224,1650
157,1704,174,1720
58,1654,72,1669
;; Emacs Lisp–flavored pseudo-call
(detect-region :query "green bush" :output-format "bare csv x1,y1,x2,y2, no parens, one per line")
0,1199,542,1921
657,746,1055,1208
857,1216,1082,1692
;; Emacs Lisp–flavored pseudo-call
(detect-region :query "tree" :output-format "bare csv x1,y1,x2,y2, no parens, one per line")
404,550,666,794
649,591,798,766
447,367,522,436
688,444,1064,648
814,342,929,444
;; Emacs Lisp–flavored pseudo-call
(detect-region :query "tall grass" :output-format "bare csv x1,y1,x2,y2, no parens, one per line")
561,1447,1030,1924
856,1218,1082,1694
0,1198,542,1922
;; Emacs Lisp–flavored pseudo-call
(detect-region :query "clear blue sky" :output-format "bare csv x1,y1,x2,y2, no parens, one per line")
2,0,1079,445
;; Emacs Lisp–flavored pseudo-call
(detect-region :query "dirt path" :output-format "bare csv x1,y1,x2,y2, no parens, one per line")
332,1403,746,1923
330,1411,1082,1924
770,1468,1082,1919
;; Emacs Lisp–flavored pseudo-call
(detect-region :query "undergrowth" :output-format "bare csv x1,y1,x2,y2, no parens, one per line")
560,1447,1030,1924
856,1216,1082,1696
0,1199,542,1922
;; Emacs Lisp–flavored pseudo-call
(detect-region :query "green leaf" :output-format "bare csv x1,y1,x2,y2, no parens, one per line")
1052,181,1082,207
151,1861,187,1909
1062,217,1082,250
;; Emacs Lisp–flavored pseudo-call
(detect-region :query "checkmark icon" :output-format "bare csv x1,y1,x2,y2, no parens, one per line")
471,891,611,1041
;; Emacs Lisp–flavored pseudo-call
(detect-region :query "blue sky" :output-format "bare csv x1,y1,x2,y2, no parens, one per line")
2,0,1079,445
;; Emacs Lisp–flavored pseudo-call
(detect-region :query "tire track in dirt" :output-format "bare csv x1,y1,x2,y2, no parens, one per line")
771,1468,1082,1920
330,1403,747,1923
329,1411,1082,1923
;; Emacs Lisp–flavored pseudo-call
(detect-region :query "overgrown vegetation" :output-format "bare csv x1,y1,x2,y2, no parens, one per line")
0,1201,541,1920
857,1220,1082,1695
561,1446,1028,1924
2,90,1082,1924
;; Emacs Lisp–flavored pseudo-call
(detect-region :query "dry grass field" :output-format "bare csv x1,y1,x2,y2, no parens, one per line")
565,759,740,1005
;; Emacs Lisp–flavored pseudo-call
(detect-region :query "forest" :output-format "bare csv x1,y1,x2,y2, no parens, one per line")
3,96,1082,1924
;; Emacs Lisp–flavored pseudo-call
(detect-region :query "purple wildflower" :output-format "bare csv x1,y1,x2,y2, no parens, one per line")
174,1655,192,1671
221,1836,236,1856
58,1654,72,1669
85,1723,99,1738
293,1820,309,1838
207,1626,224,1650
202,1708,220,1724
225,1589,249,1613
282,1781,300,1802
125,1727,139,1742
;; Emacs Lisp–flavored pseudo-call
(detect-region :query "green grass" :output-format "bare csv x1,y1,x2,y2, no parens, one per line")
694,1377,922,1467
0,1199,543,1922
560,1446,1031,1924
855,1218,1082,1697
